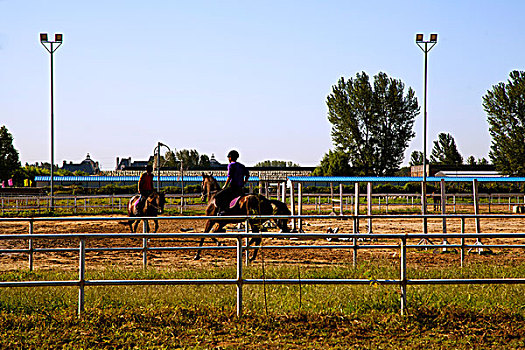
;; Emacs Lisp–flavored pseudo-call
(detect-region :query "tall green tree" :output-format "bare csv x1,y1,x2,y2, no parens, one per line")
0,126,21,182
409,151,428,166
483,70,525,175
430,133,463,165
312,150,352,176
326,72,419,176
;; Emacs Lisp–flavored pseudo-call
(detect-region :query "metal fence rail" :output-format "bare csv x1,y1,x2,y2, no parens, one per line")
1,214,525,316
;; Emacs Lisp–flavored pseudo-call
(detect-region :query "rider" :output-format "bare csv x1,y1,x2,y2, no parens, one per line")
215,150,250,215
137,164,154,212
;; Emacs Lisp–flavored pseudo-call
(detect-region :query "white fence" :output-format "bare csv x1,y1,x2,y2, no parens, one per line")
1,214,525,316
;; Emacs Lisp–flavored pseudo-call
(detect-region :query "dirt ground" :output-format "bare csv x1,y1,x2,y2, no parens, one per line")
1,209,525,272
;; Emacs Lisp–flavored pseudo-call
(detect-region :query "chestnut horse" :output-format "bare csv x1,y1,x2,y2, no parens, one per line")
196,174,291,261
127,192,165,233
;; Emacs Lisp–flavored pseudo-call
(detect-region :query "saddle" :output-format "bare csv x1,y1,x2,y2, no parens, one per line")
229,196,241,209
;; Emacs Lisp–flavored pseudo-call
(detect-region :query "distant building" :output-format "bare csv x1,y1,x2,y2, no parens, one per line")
411,164,500,177
61,154,100,175
116,156,154,170
209,154,223,168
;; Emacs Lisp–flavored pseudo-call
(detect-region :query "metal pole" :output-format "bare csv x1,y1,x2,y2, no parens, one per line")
143,220,148,269
400,235,407,315
50,44,55,211
157,143,161,193
29,219,34,271
78,239,86,316
236,236,243,317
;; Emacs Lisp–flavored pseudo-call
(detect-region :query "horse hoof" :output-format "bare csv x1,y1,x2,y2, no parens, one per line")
193,255,201,261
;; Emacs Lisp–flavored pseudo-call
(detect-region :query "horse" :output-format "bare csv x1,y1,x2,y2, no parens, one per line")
201,173,290,231
201,173,221,203
127,191,166,233
195,175,291,261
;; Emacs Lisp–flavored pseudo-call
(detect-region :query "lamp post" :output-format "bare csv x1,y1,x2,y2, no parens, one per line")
154,142,171,193
416,33,437,235
415,33,437,183
40,33,63,210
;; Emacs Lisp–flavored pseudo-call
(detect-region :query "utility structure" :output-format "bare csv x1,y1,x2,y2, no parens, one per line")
40,33,64,210
154,142,171,193
416,33,438,233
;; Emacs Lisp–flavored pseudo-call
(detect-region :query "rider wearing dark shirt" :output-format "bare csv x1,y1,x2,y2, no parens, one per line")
137,164,154,212
215,150,250,215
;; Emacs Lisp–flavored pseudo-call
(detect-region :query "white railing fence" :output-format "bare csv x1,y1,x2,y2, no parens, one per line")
1,215,525,316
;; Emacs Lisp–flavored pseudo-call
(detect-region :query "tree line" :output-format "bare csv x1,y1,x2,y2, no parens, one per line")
314,70,525,176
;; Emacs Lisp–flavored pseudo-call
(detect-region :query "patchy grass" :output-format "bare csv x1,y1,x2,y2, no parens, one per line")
1,264,524,348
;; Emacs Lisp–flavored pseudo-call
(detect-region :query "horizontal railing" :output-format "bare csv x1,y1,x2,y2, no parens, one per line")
1,214,525,316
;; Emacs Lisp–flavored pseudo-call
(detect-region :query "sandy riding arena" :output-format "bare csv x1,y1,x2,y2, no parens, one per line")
1,213,525,271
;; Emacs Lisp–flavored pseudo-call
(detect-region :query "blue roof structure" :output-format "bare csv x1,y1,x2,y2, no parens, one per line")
34,176,260,182
288,176,524,183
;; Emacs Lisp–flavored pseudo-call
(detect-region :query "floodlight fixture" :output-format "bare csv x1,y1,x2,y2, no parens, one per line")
39,32,64,210
416,33,424,42
430,33,438,42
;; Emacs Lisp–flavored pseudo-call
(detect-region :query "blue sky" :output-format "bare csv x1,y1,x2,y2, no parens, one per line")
1,1,523,170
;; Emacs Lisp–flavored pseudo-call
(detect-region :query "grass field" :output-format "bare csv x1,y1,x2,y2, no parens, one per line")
1,264,524,349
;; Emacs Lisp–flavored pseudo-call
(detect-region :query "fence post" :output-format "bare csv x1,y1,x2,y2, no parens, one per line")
298,182,303,231
28,219,34,271
78,239,86,316
400,235,407,315
290,181,296,231
354,183,359,233
441,179,448,251
142,220,148,269
236,236,243,317
367,182,372,234
460,217,465,268
339,184,343,216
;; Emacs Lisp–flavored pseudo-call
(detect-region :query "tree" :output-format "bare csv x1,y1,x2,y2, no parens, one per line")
0,126,21,182
254,160,299,167
466,156,476,166
326,72,419,176
312,150,352,176
430,133,463,165
483,70,525,175
409,151,428,166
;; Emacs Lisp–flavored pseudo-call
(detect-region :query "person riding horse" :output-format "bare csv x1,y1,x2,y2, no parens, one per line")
137,164,154,213
214,150,250,216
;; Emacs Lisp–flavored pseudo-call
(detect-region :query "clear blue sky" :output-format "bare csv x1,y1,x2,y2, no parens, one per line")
1,0,523,170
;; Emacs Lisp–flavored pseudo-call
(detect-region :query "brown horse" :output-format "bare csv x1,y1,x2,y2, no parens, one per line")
127,192,166,233
196,174,291,261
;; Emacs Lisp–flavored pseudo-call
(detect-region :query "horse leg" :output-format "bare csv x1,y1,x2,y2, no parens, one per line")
128,219,135,233
153,219,159,233
133,220,141,233
247,220,261,262
194,238,205,260
248,237,261,262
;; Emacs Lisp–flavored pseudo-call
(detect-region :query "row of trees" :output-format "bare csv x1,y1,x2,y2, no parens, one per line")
315,70,525,176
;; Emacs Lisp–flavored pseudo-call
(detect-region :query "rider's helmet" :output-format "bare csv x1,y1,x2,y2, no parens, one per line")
145,164,153,172
227,150,239,161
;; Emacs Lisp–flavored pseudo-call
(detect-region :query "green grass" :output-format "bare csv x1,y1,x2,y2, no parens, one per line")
1,264,524,348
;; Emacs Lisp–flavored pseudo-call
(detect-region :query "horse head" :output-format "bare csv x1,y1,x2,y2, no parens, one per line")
201,173,221,203
145,192,165,215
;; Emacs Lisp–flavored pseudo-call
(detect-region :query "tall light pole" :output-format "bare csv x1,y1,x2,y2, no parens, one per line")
415,33,437,183
416,33,437,236
40,33,63,210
